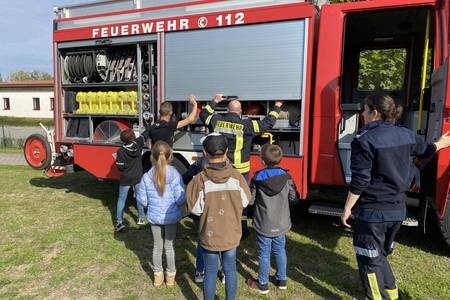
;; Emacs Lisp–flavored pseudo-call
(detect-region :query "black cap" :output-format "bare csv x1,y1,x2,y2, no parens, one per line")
201,133,228,156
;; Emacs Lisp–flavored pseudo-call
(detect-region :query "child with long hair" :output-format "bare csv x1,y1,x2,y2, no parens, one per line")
136,141,185,288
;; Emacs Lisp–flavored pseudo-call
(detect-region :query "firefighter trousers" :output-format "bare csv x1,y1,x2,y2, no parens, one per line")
353,219,401,300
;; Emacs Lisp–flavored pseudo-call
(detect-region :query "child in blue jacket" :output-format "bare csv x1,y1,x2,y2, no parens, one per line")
136,141,185,288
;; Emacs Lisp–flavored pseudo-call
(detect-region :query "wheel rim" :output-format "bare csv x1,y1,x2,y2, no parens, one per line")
25,137,47,168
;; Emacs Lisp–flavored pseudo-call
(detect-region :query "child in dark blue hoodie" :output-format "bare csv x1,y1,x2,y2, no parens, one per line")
247,144,298,294
114,128,148,232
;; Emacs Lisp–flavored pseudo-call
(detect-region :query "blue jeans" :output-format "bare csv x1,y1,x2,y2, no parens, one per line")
203,247,237,300
116,184,145,223
257,234,287,285
196,242,204,272
196,242,223,273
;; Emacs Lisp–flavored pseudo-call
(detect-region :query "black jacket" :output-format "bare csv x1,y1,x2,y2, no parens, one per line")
250,168,298,237
115,131,149,186
350,120,436,211
200,100,280,174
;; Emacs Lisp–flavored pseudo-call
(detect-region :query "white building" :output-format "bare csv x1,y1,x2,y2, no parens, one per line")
0,80,54,118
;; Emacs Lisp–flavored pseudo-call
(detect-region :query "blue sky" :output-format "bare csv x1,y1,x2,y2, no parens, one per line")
0,1,91,79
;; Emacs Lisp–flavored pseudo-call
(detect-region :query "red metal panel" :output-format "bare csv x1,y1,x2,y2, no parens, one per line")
311,0,439,187
249,155,306,199
73,144,120,179
310,4,345,187
435,0,450,218
53,3,315,42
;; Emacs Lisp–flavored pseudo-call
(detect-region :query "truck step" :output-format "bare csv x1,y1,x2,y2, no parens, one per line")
308,203,346,218
309,203,419,227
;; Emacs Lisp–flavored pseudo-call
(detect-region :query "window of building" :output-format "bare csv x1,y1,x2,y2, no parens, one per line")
3,98,10,110
50,98,54,111
358,48,407,91
33,97,40,110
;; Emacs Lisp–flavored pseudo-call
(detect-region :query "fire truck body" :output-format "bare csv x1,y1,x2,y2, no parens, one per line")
23,0,450,245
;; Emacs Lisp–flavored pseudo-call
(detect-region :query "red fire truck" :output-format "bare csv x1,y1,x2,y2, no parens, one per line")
23,0,450,246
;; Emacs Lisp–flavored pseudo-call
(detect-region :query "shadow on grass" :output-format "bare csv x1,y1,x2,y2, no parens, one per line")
29,171,201,299
113,223,200,300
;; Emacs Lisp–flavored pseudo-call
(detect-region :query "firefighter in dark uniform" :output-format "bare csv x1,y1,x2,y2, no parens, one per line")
200,94,283,237
341,94,450,300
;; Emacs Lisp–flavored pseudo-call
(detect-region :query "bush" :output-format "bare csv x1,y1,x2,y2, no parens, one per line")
0,116,53,127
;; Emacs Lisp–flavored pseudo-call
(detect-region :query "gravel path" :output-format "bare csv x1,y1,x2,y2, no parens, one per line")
0,152,27,166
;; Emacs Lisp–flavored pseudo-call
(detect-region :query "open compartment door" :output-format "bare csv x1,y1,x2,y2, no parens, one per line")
312,0,439,187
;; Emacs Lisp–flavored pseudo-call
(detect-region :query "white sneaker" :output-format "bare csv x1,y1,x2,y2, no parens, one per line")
194,271,204,283
137,217,146,225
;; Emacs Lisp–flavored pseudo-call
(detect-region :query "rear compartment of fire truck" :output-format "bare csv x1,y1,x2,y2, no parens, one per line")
53,1,312,182
318,6,445,229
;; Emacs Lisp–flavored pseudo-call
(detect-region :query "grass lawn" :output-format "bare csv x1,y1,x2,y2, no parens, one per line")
0,116,53,127
0,147,23,154
0,165,449,299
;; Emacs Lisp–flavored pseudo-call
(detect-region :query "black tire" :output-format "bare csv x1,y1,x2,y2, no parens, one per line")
437,194,450,247
23,134,52,170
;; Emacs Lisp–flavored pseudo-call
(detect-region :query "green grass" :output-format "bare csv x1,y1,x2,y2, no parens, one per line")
0,116,53,127
0,165,449,299
0,147,23,154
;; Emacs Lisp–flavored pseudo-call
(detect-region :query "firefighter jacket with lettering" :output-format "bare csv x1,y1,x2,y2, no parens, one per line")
200,100,280,174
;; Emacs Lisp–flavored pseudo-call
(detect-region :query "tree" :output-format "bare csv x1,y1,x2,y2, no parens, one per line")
0,73,3,82
8,70,53,81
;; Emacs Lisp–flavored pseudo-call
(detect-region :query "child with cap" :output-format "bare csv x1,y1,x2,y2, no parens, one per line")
114,128,148,232
186,133,250,300
246,144,298,294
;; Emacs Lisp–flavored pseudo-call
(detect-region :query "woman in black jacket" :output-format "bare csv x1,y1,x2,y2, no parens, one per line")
341,94,450,300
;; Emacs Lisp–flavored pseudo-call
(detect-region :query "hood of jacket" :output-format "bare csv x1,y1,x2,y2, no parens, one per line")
254,168,290,196
122,141,140,158
203,161,233,184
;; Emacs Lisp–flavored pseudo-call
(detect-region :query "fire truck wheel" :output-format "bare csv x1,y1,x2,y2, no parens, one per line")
24,134,52,170
438,194,450,247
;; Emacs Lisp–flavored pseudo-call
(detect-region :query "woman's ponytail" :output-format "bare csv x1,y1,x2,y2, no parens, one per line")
150,141,172,197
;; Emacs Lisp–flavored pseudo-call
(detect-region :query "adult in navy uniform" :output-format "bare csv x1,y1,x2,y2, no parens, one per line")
148,95,198,147
341,94,450,300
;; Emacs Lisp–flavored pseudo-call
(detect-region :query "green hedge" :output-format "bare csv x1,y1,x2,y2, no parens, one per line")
0,116,53,127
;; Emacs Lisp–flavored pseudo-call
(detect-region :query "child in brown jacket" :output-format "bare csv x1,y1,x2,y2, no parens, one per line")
186,133,250,300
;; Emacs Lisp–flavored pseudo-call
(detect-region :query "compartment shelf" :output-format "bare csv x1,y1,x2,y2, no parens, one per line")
62,81,138,88
64,113,138,118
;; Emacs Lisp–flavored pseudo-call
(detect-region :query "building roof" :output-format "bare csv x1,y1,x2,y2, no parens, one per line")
0,80,54,89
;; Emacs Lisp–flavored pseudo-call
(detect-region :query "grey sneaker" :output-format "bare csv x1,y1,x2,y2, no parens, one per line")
194,271,204,283
137,217,146,225
275,279,287,290
115,222,125,232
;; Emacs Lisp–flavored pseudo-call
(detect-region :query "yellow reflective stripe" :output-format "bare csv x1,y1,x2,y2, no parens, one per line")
385,288,399,300
234,134,243,165
234,165,250,173
269,110,279,118
205,115,212,126
251,120,260,133
367,273,382,300
205,104,214,114
234,161,250,168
